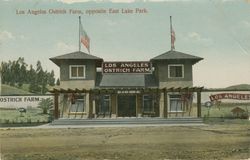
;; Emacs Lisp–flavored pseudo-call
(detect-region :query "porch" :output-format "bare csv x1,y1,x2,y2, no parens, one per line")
49,87,203,119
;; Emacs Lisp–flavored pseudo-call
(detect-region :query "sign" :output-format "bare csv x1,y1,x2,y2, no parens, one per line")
117,90,141,94
102,61,152,74
209,93,250,101
0,95,53,108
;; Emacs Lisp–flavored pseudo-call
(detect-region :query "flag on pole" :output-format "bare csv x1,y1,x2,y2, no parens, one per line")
170,16,175,50
79,18,90,53
171,27,175,50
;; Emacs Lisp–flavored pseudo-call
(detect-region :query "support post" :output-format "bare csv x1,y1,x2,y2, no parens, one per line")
164,89,168,118
197,91,201,118
54,93,59,119
85,93,90,118
159,89,165,118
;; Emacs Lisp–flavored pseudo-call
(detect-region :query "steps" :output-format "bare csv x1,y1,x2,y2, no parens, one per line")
51,117,203,126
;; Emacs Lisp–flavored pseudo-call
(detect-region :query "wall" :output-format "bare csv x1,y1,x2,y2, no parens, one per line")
153,60,193,88
60,60,96,81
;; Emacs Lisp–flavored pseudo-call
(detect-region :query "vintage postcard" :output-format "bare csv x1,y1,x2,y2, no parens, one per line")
1,0,250,160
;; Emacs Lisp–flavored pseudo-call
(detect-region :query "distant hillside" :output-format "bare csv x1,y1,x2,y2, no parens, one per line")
0,84,31,95
226,84,250,90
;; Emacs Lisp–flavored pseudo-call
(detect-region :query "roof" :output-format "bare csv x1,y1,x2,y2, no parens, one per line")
50,51,103,66
96,73,158,88
150,50,203,63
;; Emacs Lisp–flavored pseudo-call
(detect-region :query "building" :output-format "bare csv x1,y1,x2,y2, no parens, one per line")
49,50,203,119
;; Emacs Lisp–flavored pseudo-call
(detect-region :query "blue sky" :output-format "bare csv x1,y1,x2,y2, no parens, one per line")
1,0,250,88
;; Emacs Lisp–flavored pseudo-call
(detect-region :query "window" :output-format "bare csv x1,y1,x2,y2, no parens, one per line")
69,95,85,113
143,95,154,112
168,64,184,78
69,65,85,79
169,94,183,112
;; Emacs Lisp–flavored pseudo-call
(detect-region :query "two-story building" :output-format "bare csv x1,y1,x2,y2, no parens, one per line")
50,50,203,119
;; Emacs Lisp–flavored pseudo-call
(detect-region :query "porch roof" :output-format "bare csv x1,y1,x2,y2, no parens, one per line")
96,73,158,88
49,87,204,94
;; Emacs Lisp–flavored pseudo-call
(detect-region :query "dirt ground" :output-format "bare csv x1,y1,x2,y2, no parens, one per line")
1,122,250,160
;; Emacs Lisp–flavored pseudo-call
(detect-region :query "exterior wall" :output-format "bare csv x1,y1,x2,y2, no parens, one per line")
60,80,95,90
60,60,96,81
153,60,193,88
159,81,193,89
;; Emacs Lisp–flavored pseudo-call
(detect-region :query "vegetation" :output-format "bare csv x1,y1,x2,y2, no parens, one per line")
226,84,250,90
1,84,31,95
0,107,50,124
0,57,57,94
37,98,53,114
201,103,250,119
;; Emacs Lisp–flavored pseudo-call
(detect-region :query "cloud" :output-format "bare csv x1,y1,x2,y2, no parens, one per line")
241,20,250,28
0,30,15,42
56,41,77,52
185,32,213,45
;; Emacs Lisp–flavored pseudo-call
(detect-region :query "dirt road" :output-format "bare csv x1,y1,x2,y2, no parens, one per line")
1,122,249,160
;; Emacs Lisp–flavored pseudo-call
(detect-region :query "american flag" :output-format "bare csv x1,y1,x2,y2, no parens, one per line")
80,21,90,53
171,27,175,50
170,16,175,50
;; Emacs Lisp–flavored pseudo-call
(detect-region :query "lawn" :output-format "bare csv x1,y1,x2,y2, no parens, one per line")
0,121,249,160
0,108,50,124
201,102,250,118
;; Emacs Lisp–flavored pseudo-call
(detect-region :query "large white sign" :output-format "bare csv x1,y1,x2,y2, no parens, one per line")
0,95,53,108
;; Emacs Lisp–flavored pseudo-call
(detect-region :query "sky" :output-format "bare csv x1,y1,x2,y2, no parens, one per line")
0,0,250,88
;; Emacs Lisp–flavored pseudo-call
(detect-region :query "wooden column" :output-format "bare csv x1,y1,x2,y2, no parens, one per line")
111,94,117,117
164,89,168,118
197,91,201,118
159,90,165,118
136,94,142,117
88,93,93,118
54,93,59,119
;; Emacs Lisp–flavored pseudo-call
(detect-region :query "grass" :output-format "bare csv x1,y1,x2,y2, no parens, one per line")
226,84,250,90
201,103,250,118
0,108,50,124
1,84,31,95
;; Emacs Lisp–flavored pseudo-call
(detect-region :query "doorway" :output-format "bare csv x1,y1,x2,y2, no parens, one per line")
118,95,136,117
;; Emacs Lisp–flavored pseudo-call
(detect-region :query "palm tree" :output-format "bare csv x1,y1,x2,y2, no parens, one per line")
38,98,53,114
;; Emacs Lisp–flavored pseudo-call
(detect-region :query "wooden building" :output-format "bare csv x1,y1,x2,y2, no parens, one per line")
50,50,203,119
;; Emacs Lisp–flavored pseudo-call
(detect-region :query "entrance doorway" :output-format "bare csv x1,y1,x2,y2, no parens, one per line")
118,95,136,117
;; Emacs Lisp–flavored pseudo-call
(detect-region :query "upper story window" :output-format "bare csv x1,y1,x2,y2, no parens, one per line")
168,64,184,78
69,65,86,79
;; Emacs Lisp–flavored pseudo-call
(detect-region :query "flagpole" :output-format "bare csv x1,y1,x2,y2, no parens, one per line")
79,16,81,52
170,16,173,51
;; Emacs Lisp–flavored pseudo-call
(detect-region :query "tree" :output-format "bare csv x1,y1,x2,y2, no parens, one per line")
37,98,53,114
28,65,40,93
48,70,55,86
56,78,60,86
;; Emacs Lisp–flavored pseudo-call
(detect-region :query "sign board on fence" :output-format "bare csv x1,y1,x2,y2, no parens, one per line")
0,95,53,109
209,93,250,101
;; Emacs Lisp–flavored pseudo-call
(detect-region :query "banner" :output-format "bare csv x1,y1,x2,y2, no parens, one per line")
209,93,250,101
